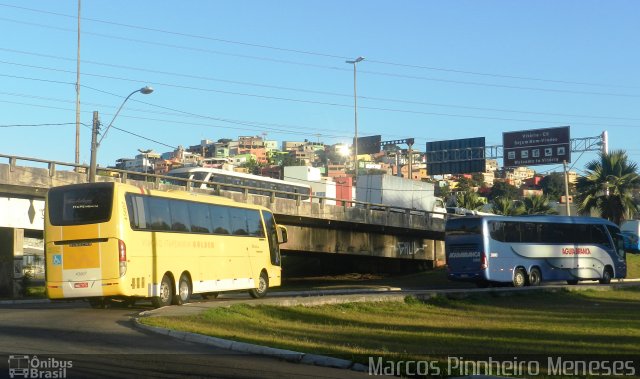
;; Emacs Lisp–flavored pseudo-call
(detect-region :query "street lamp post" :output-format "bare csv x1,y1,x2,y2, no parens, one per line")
89,86,154,182
346,56,364,182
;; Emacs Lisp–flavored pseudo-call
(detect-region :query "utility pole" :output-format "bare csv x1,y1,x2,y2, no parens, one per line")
75,0,81,167
346,56,364,182
89,111,100,182
408,142,414,179
563,160,571,216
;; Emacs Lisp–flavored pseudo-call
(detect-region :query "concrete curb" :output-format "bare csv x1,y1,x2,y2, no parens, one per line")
133,317,367,372
269,286,403,298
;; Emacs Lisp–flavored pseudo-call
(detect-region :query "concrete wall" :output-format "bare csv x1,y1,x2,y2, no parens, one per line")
282,225,445,261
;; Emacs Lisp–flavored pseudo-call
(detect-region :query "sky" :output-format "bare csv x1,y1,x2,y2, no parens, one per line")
1,1,639,175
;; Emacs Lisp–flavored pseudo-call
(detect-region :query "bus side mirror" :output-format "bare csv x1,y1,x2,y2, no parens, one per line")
277,226,288,244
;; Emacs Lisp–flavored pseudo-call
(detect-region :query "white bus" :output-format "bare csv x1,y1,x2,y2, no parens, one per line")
445,215,627,287
166,167,312,201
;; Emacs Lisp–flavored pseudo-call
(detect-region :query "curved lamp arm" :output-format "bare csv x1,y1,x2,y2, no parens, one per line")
98,86,153,146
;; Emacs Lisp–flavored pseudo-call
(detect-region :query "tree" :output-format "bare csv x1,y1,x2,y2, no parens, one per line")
455,191,485,211
540,172,573,201
239,157,261,175
575,150,640,225
488,181,519,201
455,177,478,193
522,194,558,215
435,182,452,203
491,197,525,216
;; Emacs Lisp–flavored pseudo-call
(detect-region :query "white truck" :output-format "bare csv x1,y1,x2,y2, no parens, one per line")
355,174,446,216
621,220,640,235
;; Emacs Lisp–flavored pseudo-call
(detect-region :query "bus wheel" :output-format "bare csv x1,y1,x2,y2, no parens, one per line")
175,274,192,305
513,269,526,288
529,268,542,286
599,267,613,285
249,271,269,299
566,279,578,285
152,275,173,308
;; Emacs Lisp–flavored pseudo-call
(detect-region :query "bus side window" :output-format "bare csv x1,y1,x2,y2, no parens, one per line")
230,208,249,236
188,203,212,233
210,205,230,235
615,234,626,258
246,210,265,237
489,221,506,242
521,222,540,243
169,200,191,232
148,197,171,231
590,225,612,247
606,225,626,258
126,194,149,230
503,222,521,243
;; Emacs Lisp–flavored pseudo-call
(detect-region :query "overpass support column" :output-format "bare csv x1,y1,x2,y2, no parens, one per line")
0,227,24,298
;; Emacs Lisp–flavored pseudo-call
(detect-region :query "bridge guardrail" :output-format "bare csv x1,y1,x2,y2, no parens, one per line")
0,153,447,223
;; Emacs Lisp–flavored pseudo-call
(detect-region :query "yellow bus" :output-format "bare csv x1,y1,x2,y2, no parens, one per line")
45,181,287,308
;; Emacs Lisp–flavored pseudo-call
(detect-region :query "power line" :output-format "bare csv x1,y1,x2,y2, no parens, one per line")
2,17,640,97
4,49,640,122
108,125,177,150
0,122,75,128
1,2,637,90
5,66,640,130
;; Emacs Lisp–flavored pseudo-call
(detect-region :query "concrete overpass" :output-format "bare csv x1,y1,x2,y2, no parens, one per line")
0,153,446,295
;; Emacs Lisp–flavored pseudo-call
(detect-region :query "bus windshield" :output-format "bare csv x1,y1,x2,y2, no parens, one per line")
445,217,483,236
48,183,113,226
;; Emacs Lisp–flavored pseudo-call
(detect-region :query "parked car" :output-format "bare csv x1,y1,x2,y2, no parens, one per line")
621,231,640,253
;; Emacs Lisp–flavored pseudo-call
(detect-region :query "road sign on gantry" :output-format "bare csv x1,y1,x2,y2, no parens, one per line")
355,135,382,155
503,126,570,167
426,137,485,175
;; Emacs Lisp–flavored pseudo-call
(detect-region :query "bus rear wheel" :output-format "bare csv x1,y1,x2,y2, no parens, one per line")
175,274,192,305
249,271,269,299
599,267,613,285
528,268,542,286
152,274,173,308
513,269,526,288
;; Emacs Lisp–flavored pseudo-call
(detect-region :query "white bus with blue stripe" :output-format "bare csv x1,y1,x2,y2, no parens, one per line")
445,215,627,287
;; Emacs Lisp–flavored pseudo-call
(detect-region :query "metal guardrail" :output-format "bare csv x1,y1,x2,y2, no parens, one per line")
0,153,446,221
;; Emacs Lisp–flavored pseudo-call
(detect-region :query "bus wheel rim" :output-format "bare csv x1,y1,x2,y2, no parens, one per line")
180,281,189,300
160,282,170,302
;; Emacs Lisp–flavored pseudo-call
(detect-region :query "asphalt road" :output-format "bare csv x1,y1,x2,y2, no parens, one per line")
0,301,372,379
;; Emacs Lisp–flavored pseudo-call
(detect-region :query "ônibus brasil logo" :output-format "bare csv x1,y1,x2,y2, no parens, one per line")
8,355,72,378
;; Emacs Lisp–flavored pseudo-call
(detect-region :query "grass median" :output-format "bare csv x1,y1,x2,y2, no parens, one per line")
141,286,640,365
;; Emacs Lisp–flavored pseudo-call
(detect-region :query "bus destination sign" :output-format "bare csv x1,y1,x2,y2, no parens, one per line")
503,126,570,167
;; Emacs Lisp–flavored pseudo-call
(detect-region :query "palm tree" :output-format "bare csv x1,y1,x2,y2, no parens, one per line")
455,191,485,211
491,197,525,216
522,194,558,215
575,150,640,225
